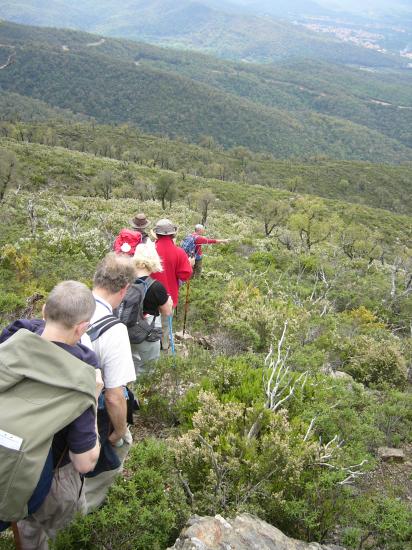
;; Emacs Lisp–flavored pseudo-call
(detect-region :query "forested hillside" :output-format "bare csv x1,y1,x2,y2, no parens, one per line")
0,128,411,550
0,0,407,66
0,22,411,162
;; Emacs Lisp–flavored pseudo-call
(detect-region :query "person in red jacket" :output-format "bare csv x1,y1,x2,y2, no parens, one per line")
192,224,229,277
151,218,193,350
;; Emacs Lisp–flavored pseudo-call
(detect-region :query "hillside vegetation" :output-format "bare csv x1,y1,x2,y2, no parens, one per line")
0,132,411,549
1,120,412,215
0,22,411,162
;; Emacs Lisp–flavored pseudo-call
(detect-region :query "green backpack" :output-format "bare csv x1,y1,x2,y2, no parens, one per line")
0,329,96,522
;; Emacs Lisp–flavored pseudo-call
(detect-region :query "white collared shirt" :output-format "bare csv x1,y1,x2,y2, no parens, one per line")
88,293,136,389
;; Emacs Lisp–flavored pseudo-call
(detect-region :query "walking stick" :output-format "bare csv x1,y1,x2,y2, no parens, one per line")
11,522,22,550
182,278,191,335
168,315,176,356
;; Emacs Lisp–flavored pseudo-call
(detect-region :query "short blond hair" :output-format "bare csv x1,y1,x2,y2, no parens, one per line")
44,281,95,328
133,243,163,274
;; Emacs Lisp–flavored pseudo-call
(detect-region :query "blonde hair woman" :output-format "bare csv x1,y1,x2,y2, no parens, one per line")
130,243,173,376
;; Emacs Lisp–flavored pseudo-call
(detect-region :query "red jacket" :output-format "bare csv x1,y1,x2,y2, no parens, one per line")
113,229,142,256
152,236,192,306
192,233,218,259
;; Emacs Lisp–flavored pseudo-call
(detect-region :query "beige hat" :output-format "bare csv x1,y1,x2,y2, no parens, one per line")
154,218,177,236
131,213,150,230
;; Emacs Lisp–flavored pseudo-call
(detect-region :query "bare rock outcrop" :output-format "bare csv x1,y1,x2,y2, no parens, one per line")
168,513,345,550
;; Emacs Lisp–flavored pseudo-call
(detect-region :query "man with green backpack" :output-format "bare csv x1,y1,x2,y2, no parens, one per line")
0,281,102,549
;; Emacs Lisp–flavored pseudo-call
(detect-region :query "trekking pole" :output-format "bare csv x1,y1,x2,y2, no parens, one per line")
182,278,191,336
11,522,22,550
168,315,176,357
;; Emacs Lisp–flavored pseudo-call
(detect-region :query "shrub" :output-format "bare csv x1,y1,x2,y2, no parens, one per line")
345,335,408,389
0,292,25,314
53,439,190,550
342,496,412,550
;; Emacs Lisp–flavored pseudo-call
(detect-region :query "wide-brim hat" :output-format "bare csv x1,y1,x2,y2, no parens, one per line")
154,218,177,236
131,213,150,230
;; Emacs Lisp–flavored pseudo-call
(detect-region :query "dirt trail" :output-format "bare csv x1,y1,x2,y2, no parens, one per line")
86,38,106,47
369,97,412,110
0,52,15,70
0,44,15,70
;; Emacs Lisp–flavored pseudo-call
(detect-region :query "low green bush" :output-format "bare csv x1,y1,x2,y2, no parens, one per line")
342,496,412,550
345,335,408,389
52,439,190,550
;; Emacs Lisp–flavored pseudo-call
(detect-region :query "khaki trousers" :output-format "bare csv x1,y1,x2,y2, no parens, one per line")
17,462,86,550
85,428,132,513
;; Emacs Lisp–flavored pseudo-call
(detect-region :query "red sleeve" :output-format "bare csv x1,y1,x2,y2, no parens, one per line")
195,236,218,244
176,250,193,282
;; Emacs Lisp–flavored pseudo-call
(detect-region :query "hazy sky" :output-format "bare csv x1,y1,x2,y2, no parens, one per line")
317,0,411,9
235,0,412,13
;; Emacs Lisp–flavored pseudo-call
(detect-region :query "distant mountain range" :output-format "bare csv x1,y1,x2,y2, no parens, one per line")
0,0,408,67
0,22,411,163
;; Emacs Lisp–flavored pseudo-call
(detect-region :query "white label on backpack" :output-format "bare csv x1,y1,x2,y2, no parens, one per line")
0,429,23,451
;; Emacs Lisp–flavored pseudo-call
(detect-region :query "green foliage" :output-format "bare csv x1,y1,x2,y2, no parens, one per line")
345,334,408,389
370,390,412,447
2,120,412,214
92,170,116,200
155,173,176,210
53,439,190,550
0,291,25,313
342,496,412,550
0,149,17,204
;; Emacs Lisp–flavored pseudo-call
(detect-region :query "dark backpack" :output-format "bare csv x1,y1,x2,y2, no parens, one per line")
180,234,198,258
115,278,162,344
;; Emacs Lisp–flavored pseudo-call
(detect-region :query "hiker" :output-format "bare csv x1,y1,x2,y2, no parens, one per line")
151,218,194,350
113,214,145,256
84,252,137,512
0,281,102,550
121,243,173,377
189,223,229,277
130,212,152,245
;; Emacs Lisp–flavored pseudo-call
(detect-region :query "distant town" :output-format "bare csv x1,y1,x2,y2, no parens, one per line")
296,17,412,60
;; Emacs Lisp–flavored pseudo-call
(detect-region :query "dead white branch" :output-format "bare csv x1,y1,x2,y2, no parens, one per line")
248,322,307,439
303,416,317,442
311,430,367,485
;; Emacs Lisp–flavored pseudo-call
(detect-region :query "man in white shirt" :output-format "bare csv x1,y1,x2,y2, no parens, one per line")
84,252,137,512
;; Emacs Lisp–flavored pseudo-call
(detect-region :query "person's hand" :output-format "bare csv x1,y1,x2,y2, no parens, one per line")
219,239,230,244
189,256,196,266
95,369,104,399
108,430,125,447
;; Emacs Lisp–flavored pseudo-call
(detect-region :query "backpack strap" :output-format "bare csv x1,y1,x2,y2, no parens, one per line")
136,276,156,291
87,315,121,342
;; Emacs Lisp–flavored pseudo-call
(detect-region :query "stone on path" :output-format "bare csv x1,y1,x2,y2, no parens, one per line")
168,513,346,550
377,447,405,462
